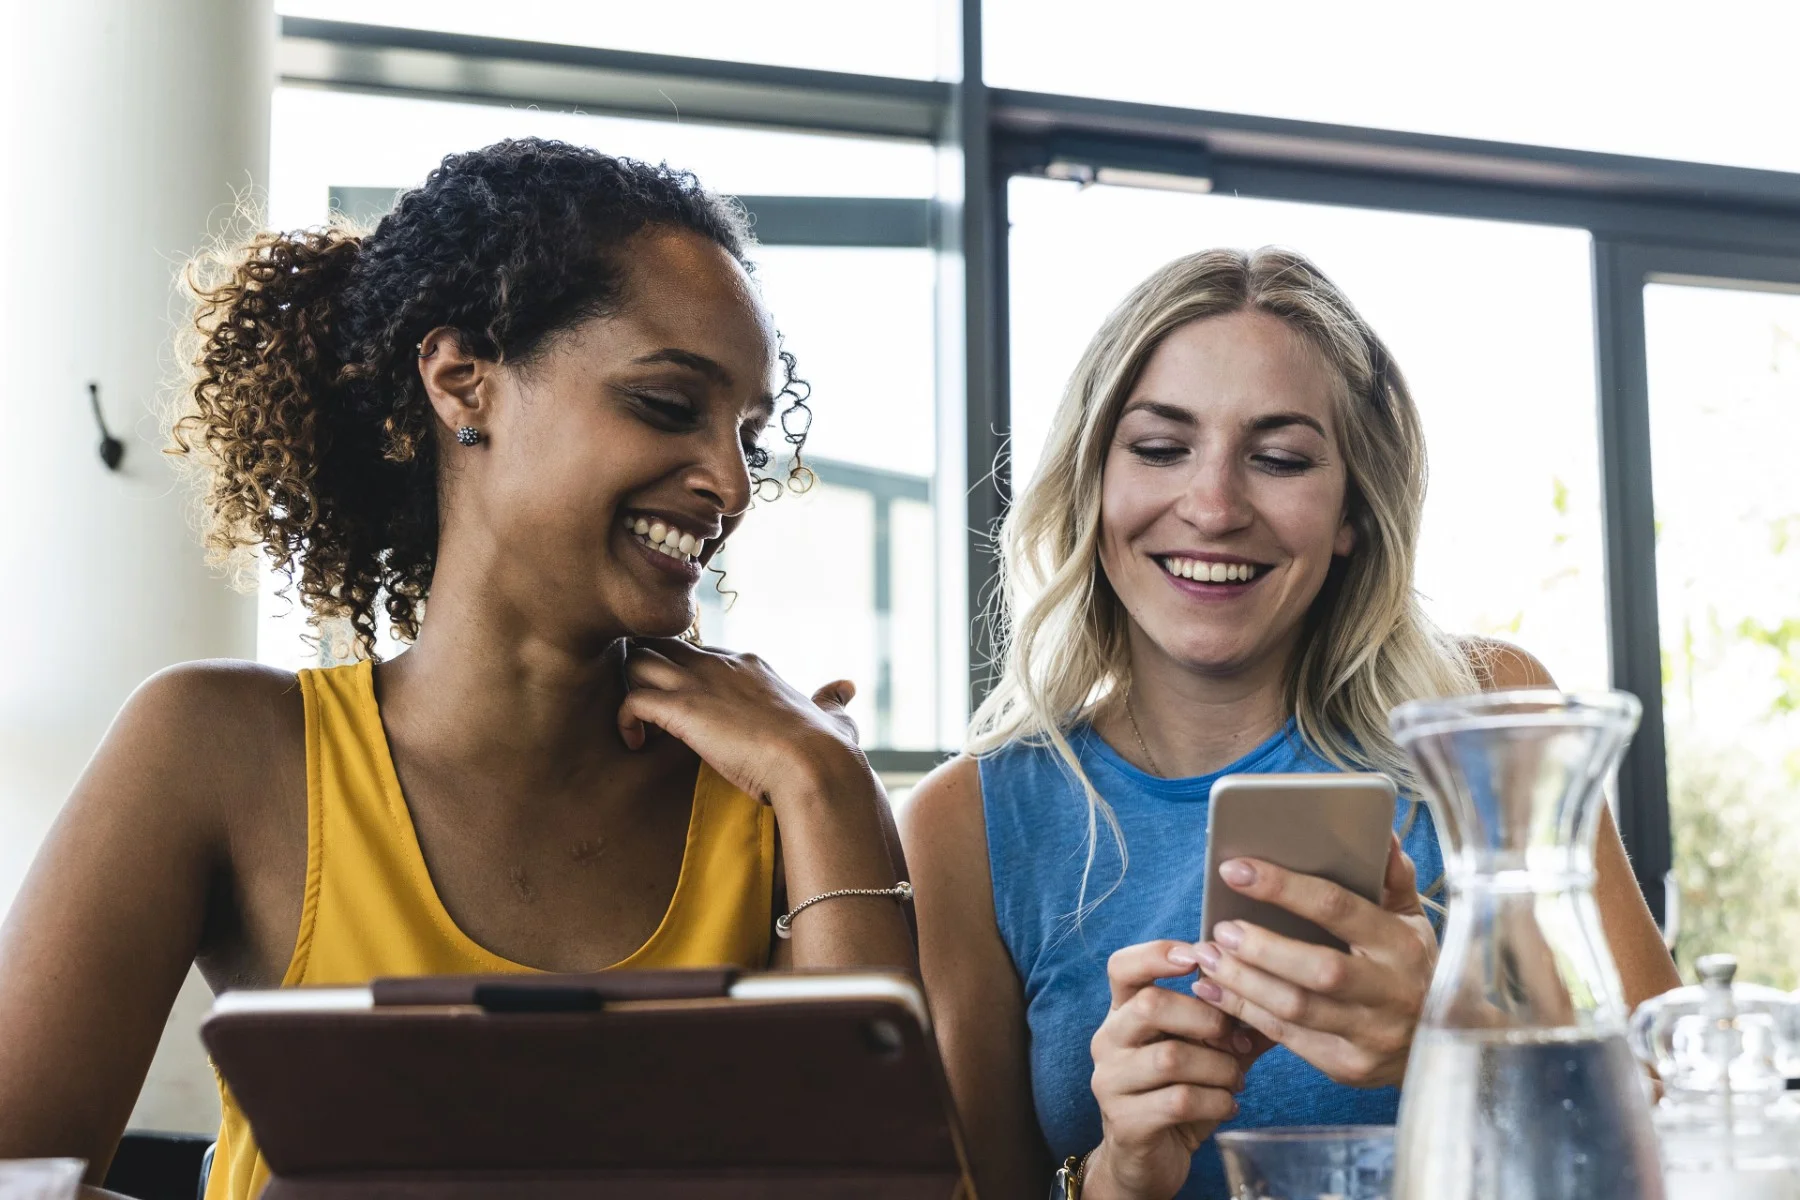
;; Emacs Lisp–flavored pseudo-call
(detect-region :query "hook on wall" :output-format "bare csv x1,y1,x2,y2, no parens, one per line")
88,382,124,471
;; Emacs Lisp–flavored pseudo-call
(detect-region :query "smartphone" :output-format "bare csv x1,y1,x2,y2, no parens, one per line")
1199,772,1397,953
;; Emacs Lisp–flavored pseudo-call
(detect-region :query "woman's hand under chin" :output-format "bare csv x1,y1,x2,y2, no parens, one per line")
1189,836,1435,1090
616,638,914,972
615,638,869,807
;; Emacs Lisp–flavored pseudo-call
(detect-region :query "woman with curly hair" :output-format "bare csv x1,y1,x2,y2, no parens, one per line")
0,138,914,1200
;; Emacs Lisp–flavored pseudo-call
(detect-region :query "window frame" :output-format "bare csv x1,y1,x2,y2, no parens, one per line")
1592,243,1800,922
280,5,1800,918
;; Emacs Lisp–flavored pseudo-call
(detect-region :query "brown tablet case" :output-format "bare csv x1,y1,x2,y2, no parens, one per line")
202,969,974,1199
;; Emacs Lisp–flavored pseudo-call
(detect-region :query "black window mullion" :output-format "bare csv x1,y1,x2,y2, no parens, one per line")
947,0,1011,715
1592,238,1671,924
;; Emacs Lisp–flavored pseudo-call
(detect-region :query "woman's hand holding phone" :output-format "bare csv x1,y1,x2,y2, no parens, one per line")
1082,941,1267,1200
1189,835,1435,1089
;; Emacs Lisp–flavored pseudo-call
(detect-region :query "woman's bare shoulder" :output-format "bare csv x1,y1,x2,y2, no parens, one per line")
127,656,301,750
133,657,301,710
899,755,984,840
101,659,307,828
1459,637,1557,691
0,661,309,1165
898,755,990,886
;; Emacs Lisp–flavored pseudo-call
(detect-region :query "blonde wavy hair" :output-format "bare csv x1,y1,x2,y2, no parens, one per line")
968,247,1480,912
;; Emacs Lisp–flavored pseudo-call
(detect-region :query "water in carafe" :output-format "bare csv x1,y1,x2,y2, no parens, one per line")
1389,690,1664,1200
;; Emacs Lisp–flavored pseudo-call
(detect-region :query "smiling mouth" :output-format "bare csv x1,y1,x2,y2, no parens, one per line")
622,514,709,566
1158,556,1264,584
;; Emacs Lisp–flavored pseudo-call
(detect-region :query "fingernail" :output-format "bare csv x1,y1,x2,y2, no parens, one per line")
1195,943,1221,971
1167,945,1201,968
1193,979,1224,1003
1214,921,1243,950
1220,859,1256,887
1232,1031,1253,1055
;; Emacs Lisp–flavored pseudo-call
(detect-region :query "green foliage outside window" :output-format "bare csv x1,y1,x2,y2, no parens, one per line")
1666,738,1800,989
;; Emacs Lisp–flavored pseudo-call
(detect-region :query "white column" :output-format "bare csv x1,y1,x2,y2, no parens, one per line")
0,0,274,1133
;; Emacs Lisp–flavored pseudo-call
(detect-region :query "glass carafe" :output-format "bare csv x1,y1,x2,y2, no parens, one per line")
1389,690,1664,1200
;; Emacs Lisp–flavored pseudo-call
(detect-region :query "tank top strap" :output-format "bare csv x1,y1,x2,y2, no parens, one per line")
626,763,776,969
293,659,505,983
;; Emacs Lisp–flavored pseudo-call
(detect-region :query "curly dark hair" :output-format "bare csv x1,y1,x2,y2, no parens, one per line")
172,137,810,655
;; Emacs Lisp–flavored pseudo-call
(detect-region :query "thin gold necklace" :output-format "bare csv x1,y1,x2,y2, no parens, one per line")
1124,691,1165,777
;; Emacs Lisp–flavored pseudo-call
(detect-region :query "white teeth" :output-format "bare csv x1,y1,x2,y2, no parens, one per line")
1161,557,1258,583
626,514,703,562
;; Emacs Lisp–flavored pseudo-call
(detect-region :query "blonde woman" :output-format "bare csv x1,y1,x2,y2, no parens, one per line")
900,248,1677,1200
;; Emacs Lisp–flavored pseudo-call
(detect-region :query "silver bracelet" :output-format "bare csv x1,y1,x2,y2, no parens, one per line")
775,880,914,939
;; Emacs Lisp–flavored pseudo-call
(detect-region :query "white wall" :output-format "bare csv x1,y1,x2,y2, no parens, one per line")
0,0,273,1134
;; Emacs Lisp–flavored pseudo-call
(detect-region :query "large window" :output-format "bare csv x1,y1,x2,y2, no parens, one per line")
1008,179,1609,688
277,0,941,79
701,245,944,750
267,87,936,230
260,87,959,753
257,7,1800,919
985,0,1800,174
1647,281,1800,987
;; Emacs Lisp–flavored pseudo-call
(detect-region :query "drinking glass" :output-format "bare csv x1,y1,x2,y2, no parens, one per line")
1216,1125,1395,1199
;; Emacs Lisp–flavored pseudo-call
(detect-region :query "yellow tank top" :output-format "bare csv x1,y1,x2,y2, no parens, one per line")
205,660,776,1200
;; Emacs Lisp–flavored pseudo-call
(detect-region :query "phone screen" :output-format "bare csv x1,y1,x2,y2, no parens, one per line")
1199,772,1395,951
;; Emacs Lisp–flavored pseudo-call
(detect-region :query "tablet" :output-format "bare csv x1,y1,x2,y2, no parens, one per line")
203,968,972,1199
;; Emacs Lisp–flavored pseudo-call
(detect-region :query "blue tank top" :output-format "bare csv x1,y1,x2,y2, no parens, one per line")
979,721,1444,1200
